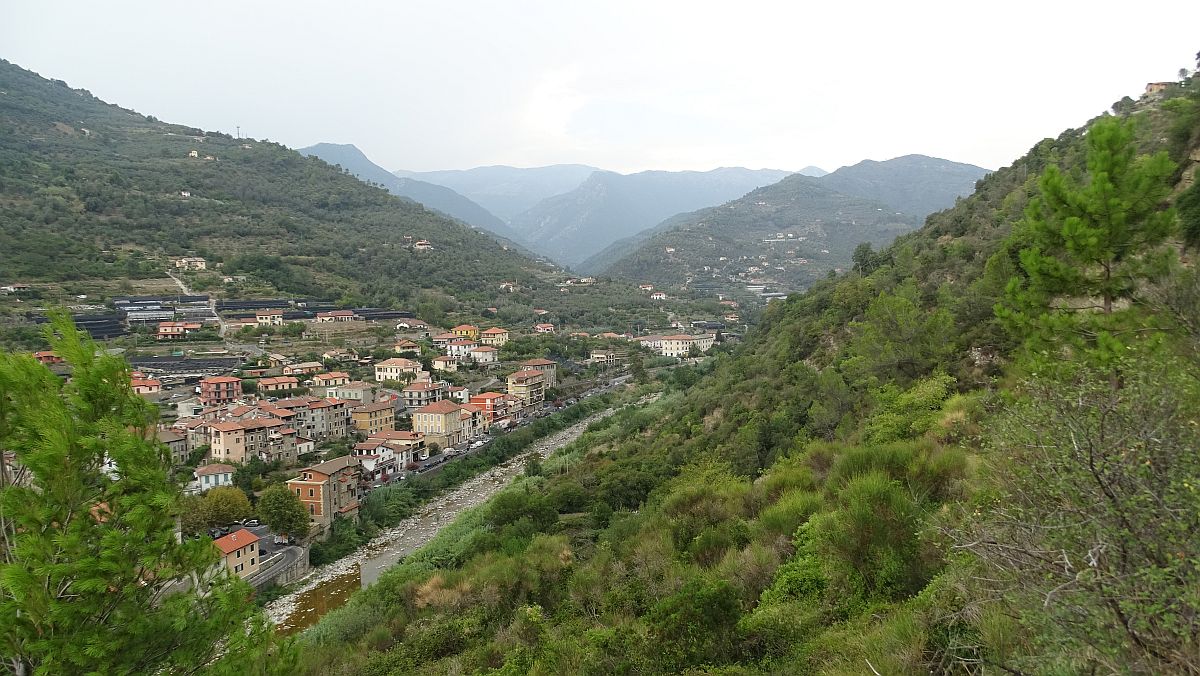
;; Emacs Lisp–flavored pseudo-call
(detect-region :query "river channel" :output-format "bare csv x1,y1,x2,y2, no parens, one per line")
265,408,617,635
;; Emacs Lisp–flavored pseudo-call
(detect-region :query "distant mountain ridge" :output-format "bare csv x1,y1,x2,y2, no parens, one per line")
585,174,917,292
299,143,522,241
584,155,989,291
504,167,792,267
394,164,600,221
820,154,988,218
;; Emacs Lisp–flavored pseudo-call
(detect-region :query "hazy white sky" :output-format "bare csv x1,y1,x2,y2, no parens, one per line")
3,1,1197,173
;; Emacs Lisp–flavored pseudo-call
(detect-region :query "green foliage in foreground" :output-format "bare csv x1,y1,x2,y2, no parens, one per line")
0,313,294,674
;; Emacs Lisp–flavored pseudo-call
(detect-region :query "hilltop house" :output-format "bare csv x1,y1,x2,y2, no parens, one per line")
533,323,555,334
283,361,324,376
257,376,299,393
446,338,479,358
312,372,350,388
132,377,162,395
432,355,459,372
156,321,202,340
375,357,421,383
256,309,284,327
470,346,499,364
479,327,510,346
451,324,480,340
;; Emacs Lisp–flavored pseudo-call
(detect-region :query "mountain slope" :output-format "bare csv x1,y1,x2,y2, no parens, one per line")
296,73,1200,676
298,143,521,241
394,164,599,222
586,155,989,290
586,175,918,293
507,167,792,268
0,60,550,309
819,154,988,220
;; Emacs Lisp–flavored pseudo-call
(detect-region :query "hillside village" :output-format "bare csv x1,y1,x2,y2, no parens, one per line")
4,257,722,591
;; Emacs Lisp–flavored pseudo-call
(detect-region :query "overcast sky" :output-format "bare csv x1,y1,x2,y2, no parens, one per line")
3,1,1197,174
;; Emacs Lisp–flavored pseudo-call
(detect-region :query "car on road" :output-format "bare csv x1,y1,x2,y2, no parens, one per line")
243,518,260,527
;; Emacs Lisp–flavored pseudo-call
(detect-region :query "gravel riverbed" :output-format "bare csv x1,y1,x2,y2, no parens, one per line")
264,407,617,628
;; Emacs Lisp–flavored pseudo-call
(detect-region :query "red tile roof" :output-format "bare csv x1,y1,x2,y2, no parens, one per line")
214,529,260,555
195,463,235,476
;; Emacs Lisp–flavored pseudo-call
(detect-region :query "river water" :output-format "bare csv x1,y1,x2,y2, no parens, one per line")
265,409,617,635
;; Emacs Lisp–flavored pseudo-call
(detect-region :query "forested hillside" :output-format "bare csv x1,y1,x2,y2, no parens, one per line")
0,59,540,305
295,74,1200,675
393,164,600,222
507,167,791,267
298,143,523,242
584,155,988,291
581,174,918,291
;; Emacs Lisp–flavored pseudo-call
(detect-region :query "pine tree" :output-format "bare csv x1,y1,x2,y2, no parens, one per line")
998,116,1177,366
0,312,294,674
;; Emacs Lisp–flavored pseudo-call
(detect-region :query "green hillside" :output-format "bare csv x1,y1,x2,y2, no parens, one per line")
585,174,918,294
293,75,1200,675
298,143,524,242
583,155,989,294
506,167,792,268
0,60,705,327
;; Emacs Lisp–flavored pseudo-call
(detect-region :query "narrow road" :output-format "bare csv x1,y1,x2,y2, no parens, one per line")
263,405,621,632
166,270,226,337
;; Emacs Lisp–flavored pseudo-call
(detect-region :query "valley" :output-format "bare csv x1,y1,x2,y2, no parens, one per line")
2,24,1199,676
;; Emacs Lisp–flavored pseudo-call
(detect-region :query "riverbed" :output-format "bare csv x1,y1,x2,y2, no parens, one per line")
265,408,616,635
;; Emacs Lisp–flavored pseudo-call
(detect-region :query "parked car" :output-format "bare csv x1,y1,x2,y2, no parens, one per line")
243,518,260,527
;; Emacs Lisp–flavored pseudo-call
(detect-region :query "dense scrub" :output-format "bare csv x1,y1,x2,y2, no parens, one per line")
293,77,1200,674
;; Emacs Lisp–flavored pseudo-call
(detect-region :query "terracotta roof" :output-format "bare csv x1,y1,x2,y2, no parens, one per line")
195,463,235,476
418,400,465,415
448,338,477,345
353,401,394,413
481,327,508,334
202,376,241,384
404,381,443,392
452,324,478,331
156,430,184,443
432,333,457,340
214,529,259,555
259,376,299,386
304,455,360,476
367,430,423,442
509,372,544,383
521,358,557,367
132,378,161,387
662,334,698,341
377,357,420,368
209,421,245,432
315,371,350,380
471,392,505,400
472,346,498,352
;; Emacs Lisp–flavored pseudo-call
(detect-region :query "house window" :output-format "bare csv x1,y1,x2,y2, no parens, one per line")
250,558,255,565
309,504,315,514
236,550,241,558
308,488,314,497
